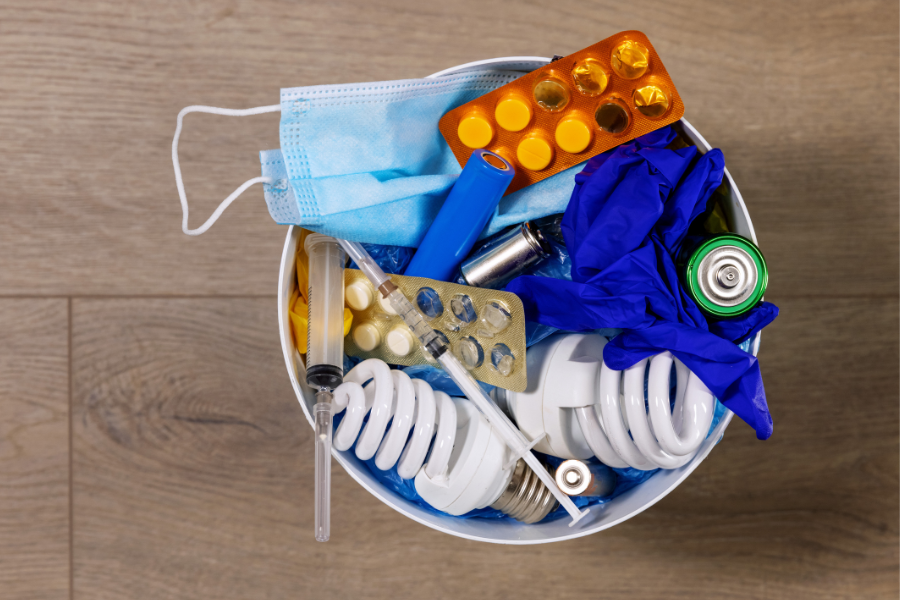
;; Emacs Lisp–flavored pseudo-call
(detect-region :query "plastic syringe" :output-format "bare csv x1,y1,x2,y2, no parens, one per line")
304,234,347,542
337,239,589,526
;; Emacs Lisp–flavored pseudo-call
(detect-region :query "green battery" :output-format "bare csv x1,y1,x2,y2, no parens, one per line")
682,234,768,319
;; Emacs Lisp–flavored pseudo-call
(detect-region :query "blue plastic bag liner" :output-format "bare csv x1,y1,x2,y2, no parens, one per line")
400,363,494,398
348,242,414,276
259,72,582,247
507,126,779,440
355,423,675,521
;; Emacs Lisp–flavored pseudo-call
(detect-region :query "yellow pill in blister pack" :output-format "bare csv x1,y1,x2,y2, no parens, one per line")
438,31,685,196
494,95,532,132
516,136,554,171
457,113,493,149
572,58,609,96
555,117,593,154
611,40,650,80
633,85,670,118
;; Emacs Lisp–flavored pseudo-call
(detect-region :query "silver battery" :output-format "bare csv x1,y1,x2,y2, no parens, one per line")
460,222,551,289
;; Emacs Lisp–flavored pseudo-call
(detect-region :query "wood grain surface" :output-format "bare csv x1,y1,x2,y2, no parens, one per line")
0,301,70,599
0,0,896,296
0,0,897,598
69,297,898,600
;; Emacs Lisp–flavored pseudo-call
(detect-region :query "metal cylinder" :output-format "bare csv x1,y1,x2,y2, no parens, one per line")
490,458,558,524
460,222,551,289
554,460,617,497
683,234,767,319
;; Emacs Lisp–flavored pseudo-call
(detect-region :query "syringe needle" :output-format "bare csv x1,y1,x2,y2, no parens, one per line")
314,390,333,542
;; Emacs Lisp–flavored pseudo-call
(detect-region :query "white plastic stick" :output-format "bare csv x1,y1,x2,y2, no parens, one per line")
339,239,391,289
438,353,588,525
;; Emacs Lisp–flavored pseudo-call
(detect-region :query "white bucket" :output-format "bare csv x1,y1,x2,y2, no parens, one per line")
278,57,761,544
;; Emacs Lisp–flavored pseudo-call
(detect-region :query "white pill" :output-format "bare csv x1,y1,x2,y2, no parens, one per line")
378,294,398,315
345,280,375,311
352,322,382,352
386,326,416,356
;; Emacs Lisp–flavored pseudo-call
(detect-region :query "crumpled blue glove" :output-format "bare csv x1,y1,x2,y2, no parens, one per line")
507,126,778,440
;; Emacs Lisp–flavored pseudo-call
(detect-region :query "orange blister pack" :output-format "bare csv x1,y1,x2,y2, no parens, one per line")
439,31,685,195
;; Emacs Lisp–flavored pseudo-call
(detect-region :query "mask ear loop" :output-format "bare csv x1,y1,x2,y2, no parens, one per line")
172,104,282,236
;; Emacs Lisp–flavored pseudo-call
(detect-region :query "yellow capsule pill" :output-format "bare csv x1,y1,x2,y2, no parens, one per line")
517,136,553,171
555,117,593,154
611,40,650,80
533,78,570,112
457,113,493,149
572,58,609,96
633,85,670,118
494,95,532,132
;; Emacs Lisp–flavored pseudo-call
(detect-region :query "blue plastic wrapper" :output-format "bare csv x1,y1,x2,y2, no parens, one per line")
400,363,494,397
348,242,413,275
507,126,779,440
527,238,572,281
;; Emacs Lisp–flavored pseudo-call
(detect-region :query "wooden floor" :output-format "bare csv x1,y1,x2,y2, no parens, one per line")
1,1,897,598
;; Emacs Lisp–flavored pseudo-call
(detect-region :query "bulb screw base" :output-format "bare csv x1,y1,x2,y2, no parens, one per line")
490,459,558,524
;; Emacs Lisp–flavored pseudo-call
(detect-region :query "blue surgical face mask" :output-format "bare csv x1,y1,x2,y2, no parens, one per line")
172,59,580,245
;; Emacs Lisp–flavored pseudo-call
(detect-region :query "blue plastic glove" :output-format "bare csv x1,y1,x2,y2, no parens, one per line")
507,126,778,440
